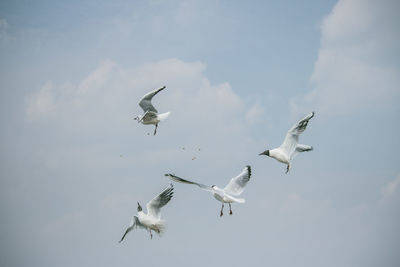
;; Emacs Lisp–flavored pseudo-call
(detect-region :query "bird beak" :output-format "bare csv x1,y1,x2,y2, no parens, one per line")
259,150,270,156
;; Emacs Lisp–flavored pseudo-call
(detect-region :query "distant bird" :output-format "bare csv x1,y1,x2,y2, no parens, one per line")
134,86,170,135
119,184,174,242
165,166,251,217
259,112,314,173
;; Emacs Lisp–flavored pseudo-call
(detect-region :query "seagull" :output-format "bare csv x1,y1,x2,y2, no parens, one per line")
119,184,174,242
134,86,171,135
259,112,314,173
165,166,251,217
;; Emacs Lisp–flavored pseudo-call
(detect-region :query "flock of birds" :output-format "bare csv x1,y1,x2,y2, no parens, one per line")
120,86,315,242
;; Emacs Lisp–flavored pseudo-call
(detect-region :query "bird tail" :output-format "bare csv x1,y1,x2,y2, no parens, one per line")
226,195,246,203
157,112,171,121
234,198,245,204
153,220,167,235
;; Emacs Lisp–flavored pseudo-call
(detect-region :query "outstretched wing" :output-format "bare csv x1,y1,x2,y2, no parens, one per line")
146,184,174,220
223,165,252,196
165,173,214,192
279,112,314,158
291,144,313,160
138,86,166,113
119,216,142,243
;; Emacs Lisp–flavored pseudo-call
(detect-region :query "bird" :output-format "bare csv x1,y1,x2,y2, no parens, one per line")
165,166,251,217
119,184,174,242
134,86,171,135
259,112,314,173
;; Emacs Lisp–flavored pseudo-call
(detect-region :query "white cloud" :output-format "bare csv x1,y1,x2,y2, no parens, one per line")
26,81,57,120
26,58,244,125
25,57,250,161
77,60,117,94
26,79,79,121
382,174,400,199
245,103,265,124
293,0,400,116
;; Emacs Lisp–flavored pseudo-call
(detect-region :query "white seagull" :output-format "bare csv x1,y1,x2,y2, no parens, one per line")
165,166,251,217
119,184,174,242
259,112,314,173
134,86,171,135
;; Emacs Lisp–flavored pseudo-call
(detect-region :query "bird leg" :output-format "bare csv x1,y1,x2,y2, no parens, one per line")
149,229,153,239
286,164,290,174
153,124,158,135
220,203,224,217
229,203,233,215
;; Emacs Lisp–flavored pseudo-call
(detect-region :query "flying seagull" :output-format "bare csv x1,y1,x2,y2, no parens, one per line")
134,86,171,135
259,112,314,173
165,166,251,217
119,184,174,242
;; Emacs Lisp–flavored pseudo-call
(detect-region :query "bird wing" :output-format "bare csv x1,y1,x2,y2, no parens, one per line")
223,165,252,196
138,86,166,113
142,111,158,120
279,112,314,158
119,216,142,243
291,144,313,160
146,184,174,220
165,173,214,192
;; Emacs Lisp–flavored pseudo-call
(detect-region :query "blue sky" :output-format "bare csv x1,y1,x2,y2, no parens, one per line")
0,0,399,266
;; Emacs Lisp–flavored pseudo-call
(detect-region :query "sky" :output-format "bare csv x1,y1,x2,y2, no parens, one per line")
0,0,399,266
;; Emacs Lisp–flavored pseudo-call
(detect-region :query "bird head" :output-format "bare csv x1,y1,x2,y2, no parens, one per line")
133,115,142,122
137,202,143,212
259,150,270,156
211,185,220,191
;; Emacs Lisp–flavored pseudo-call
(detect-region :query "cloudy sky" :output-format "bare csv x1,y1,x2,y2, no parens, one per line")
0,0,399,266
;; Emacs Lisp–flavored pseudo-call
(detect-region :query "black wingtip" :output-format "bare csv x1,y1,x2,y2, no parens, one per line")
165,173,174,178
168,183,174,191
246,165,252,177
165,173,177,181
118,234,126,243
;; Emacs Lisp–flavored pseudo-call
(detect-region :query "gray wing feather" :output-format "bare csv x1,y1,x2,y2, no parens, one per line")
296,144,313,152
223,165,252,196
138,86,166,113
165,173,213,192
119,226,133,243
119,216,141,243
146,184,174,220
